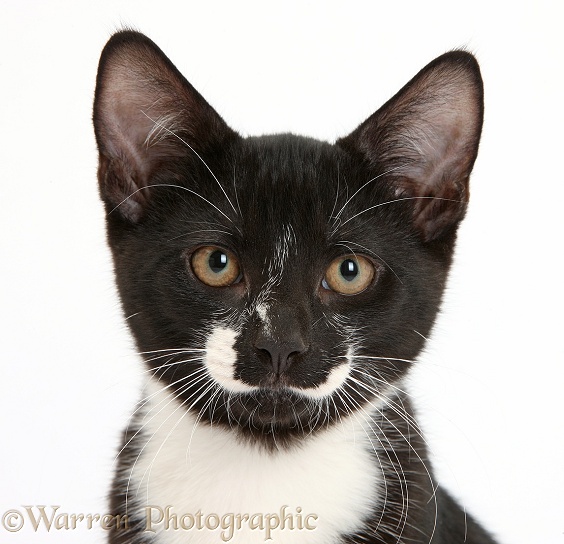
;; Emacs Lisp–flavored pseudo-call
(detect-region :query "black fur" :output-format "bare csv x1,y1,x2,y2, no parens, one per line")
94,30,495,543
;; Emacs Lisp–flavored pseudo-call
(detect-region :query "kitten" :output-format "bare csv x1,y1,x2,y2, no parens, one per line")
94,30,496,544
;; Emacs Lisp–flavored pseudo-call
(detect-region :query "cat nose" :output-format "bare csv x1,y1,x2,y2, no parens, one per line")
255,332,308,375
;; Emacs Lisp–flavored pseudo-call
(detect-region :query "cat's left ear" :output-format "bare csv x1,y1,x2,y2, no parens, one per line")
337,51,484,242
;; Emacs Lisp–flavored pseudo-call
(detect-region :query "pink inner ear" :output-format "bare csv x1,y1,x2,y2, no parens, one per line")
392,90,480,242
397,94,481,190
95,46,188,191
340,52,483,242
93,32,236,222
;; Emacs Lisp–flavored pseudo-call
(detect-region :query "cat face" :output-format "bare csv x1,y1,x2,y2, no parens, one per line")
94,32,483,447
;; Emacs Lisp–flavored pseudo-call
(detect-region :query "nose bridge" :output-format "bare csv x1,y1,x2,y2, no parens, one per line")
264,302,308,339
255,246,310,334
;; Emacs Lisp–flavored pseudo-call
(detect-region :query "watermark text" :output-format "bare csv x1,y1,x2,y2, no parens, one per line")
2,505,317,541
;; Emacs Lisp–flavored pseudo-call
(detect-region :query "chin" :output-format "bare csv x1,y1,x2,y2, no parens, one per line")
215,387,328,440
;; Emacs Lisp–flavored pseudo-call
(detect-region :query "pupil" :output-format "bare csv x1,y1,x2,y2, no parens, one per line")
209,250,228,273
340,259,358,282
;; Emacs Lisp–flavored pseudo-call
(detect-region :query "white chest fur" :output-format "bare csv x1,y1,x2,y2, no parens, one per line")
127,377,380,543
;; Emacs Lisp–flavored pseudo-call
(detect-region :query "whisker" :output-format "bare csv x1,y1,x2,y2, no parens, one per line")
110,182,236,226
338,196,463,228
332,165,408,225
335,384,405,539
350,355,415,364
346,372,421,438
343,373,438,543
336,240,403,284
142,351,200,364
126,372,213,506
117,367,209,466
138,347,206,355
143,356,204,375
232,166,243,219
341,385,410,541
167,229,235,242
140,110,239,217
143,377,220,492
328,161,341,222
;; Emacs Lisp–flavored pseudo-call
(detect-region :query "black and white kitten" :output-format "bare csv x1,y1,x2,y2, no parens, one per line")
94,31,496,544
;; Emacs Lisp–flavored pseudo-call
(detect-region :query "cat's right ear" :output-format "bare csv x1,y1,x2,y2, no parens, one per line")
93,31,237,222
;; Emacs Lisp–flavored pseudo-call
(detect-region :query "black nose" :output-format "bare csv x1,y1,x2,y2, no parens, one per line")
255,333,308,375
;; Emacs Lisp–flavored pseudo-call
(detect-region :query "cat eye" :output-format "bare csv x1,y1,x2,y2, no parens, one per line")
190,246,241,287
322,255,375,295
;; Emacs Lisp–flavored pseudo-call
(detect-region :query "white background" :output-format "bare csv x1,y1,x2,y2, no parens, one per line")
1,1,563,543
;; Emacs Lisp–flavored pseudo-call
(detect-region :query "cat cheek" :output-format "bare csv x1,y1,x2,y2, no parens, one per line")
203,325,257,393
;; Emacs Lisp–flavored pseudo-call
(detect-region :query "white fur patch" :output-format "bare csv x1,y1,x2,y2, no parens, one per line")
290,346,352,400
203,325,256,393
267,223,296,281
129,377,381,544
255,302,272,335
205,323,353,400
290,362,350,399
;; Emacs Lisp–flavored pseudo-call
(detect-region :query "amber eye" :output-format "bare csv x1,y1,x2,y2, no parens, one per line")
191,246,241,287
322,255,375,295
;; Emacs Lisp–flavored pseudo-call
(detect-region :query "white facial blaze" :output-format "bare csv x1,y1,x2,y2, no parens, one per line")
203,325,256,393
255,302,272,335
267,223,296,281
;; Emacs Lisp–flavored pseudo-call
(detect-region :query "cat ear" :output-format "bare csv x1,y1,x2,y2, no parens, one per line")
337,51,484,242
93,30,237,222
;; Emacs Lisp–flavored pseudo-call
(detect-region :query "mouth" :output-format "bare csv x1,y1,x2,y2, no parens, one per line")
233,386,311,428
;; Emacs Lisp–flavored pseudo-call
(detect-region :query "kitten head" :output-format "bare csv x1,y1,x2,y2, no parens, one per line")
94,31,483,448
